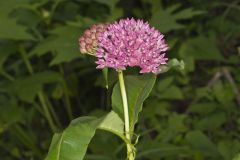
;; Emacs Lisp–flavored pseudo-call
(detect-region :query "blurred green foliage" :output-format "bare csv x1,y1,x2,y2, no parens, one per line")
0,0,239,159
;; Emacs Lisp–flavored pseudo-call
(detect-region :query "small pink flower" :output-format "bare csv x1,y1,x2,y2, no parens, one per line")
96,18,168,74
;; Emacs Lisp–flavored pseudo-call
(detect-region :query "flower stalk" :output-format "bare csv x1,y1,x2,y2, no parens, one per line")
118,70,135,160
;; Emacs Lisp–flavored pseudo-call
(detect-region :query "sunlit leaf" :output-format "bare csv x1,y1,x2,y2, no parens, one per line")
45,117,100,160
112,74,156,131
45,111,125,160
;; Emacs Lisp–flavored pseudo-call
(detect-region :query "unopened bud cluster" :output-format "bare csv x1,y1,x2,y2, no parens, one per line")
79,23,108,55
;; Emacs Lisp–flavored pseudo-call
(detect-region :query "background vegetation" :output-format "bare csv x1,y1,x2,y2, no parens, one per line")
0,0,240,159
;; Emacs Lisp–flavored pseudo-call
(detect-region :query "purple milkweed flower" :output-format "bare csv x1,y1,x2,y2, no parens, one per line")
95,18,169,74
79,23,108,55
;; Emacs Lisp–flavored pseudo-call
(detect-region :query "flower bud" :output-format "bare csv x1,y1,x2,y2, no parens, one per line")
79,23,108,55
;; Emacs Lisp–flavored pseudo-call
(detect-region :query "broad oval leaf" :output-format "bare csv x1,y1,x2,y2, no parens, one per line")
112,74,156,131
45,117,100,160
98,111,125,141
45,111,125,160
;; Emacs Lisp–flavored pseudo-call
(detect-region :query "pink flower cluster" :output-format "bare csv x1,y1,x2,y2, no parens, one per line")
95,18,168,74
79,23,108,54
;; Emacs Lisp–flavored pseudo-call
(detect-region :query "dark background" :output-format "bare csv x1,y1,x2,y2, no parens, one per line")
0,0,240,159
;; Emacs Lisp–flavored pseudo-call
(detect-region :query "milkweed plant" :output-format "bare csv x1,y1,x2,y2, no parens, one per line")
45,18,184,160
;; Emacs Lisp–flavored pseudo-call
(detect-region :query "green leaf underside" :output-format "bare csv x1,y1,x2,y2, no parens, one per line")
112,74,156,131
45,111,125,160
98,111,125,141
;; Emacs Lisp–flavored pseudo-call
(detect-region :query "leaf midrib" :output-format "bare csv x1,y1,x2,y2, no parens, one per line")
57,132,64,160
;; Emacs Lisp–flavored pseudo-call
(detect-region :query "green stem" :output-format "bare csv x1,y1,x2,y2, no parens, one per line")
19,45,58,132
59,65,73,120
38,93,58,131
19,46,33,74
0,70,15,81
47,0,60,25
118,70,135,160
44,94,62,129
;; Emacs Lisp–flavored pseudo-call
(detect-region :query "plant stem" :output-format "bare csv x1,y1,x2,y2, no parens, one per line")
38,93,58,131
118,70,135,160
0,70,15,81
19,45,58,132
59,65,73,120
44,94,63,128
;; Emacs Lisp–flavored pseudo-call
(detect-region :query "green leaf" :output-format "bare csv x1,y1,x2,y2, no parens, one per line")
143,100,170,117
157,77,174,92
159,58,184,74
112,74,156,131
218,140,240,160
233,154,240,160
13,9,42,29
0,97,25,132
196,112,226,130
45,111,125,160
157,85,184,100
168,113,187,132
137,141,190,158
30,25,83,65
0,71,62,102
0,0,35,40
179,36,223,61
188,102,217,115
212,81,235,104
0,15,34,40
0,0,30,15
179,35,223,72
186,130,219,156
150,4,203,33
95,0,119,11
45,117,100,160
0,42,18,70
98,111,125,141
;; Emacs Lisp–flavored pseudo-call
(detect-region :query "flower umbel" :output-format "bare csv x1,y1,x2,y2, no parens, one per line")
96,18,169,74
79,23,108,55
